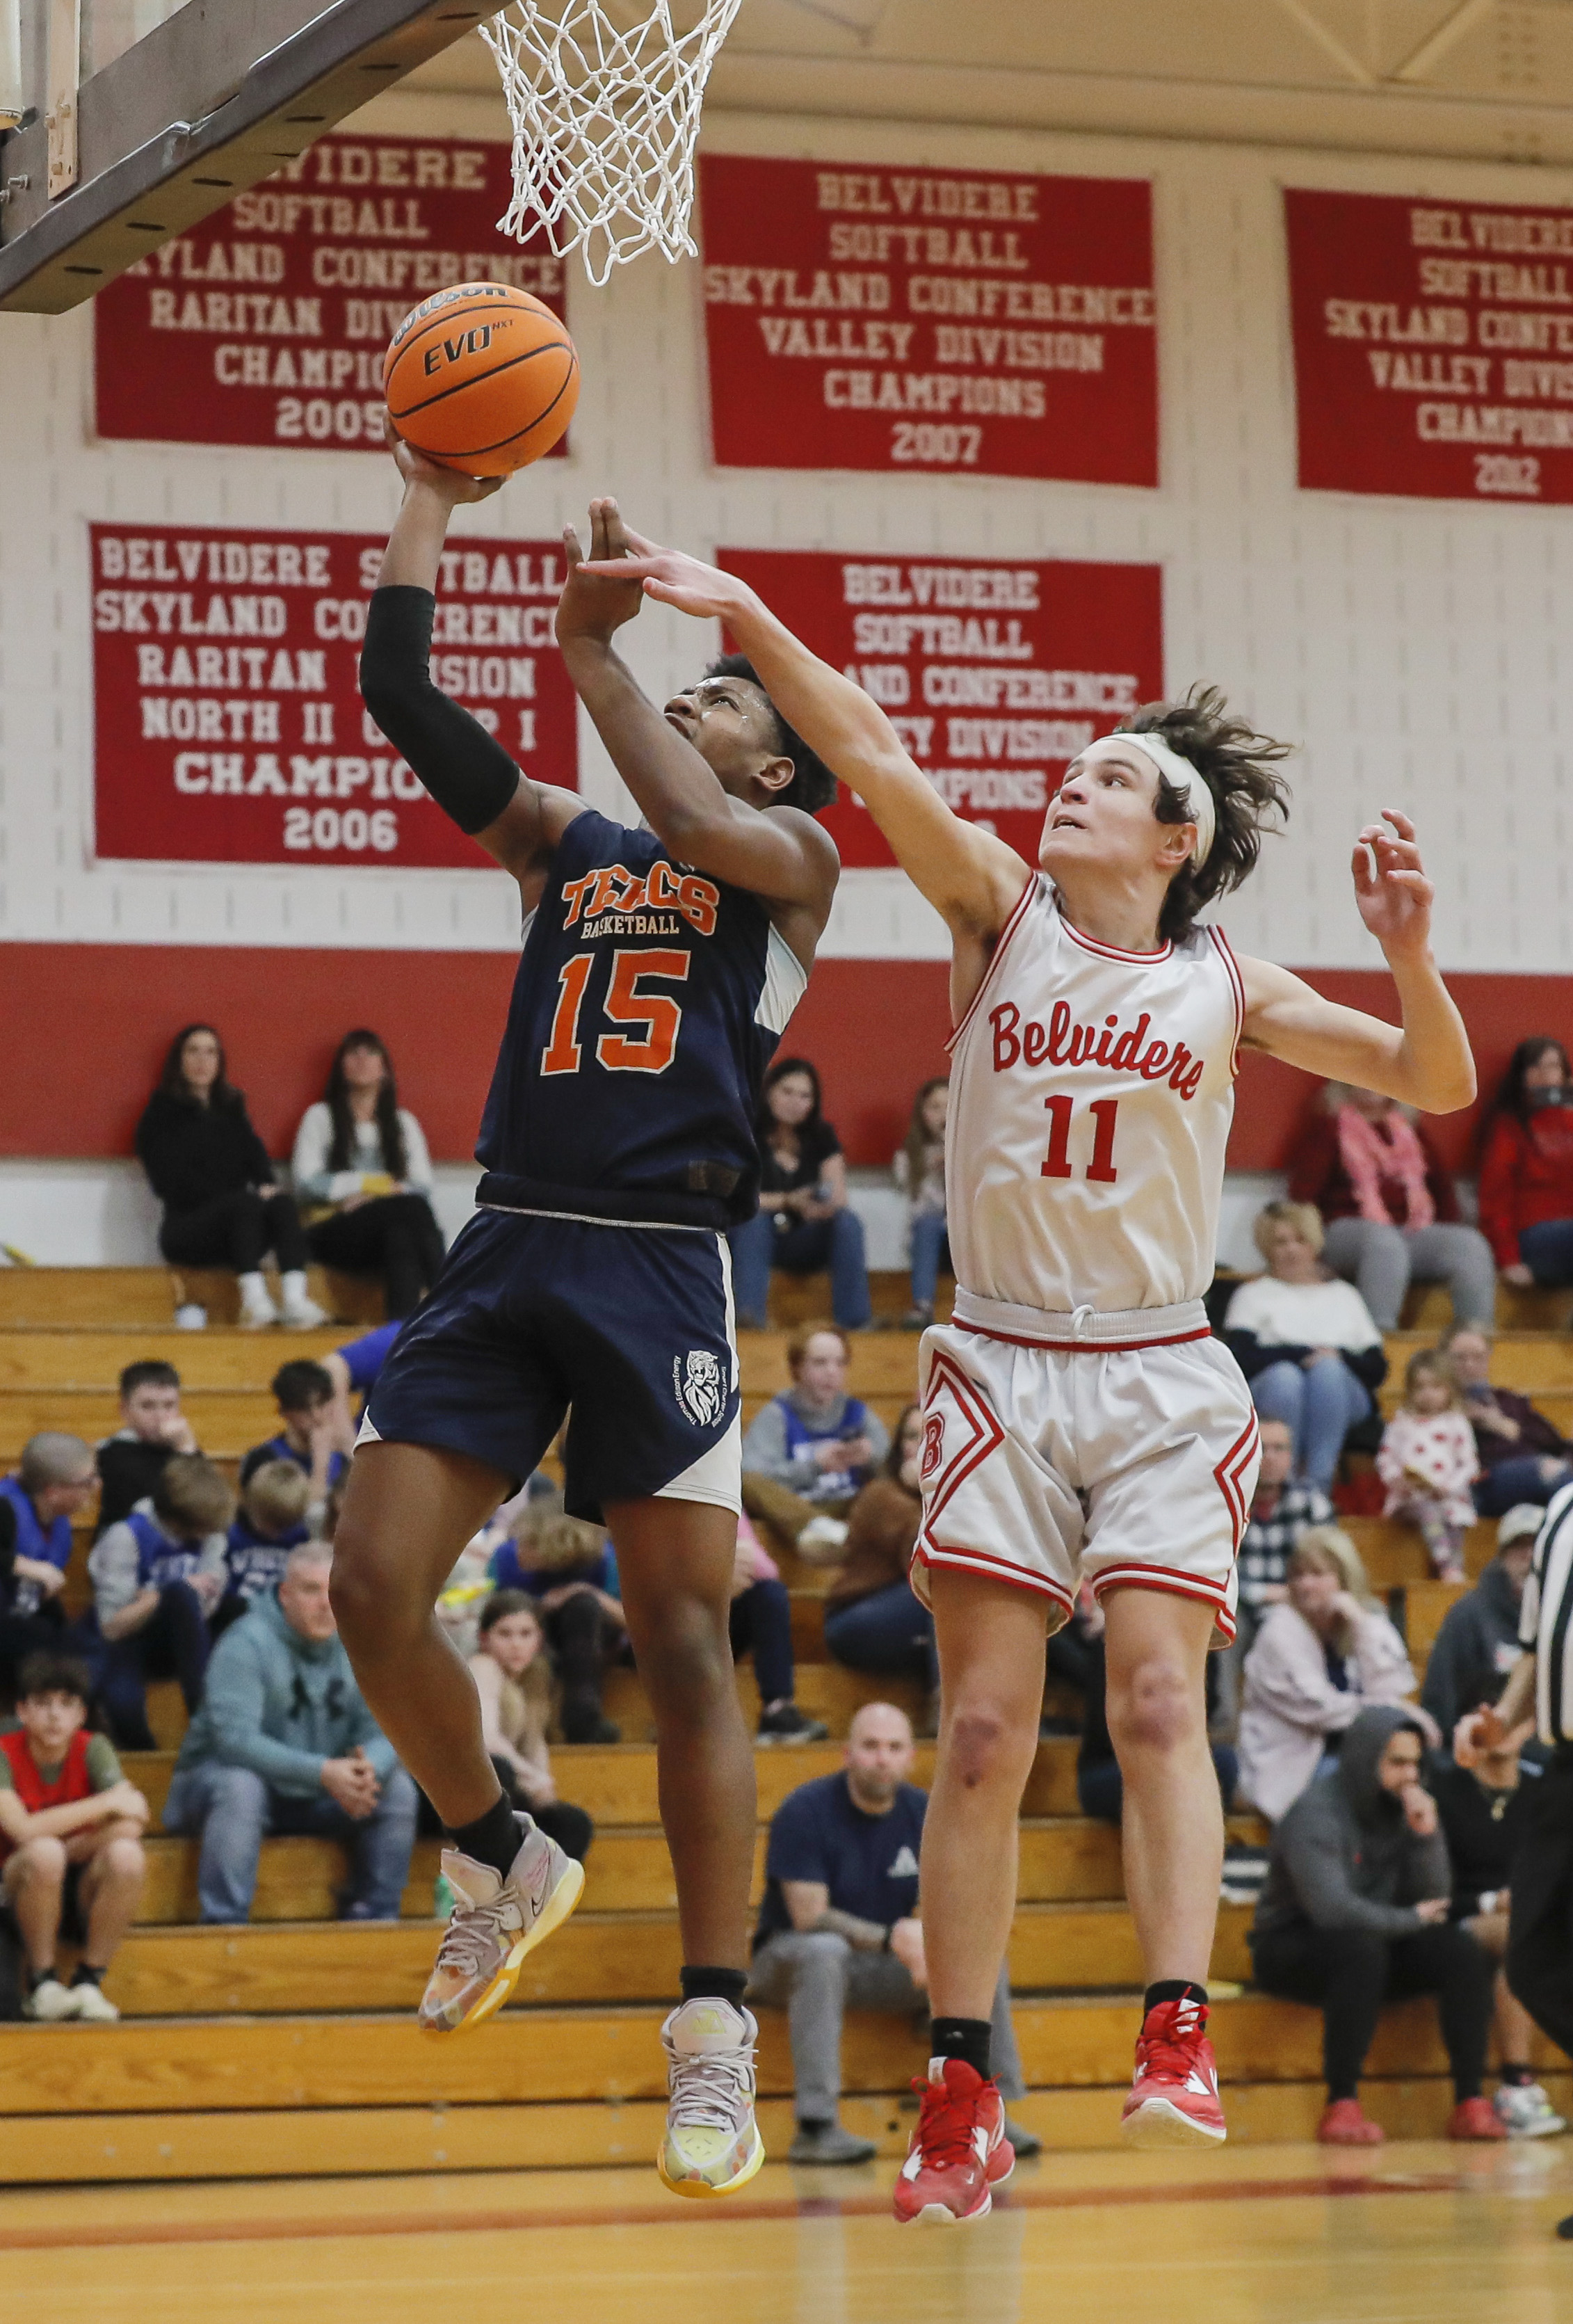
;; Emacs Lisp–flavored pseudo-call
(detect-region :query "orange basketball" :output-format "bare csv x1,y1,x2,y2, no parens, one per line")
383,282,579,478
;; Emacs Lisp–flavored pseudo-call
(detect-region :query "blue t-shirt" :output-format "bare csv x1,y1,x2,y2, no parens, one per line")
754,1772,927,1953
337,1322,402,1401
0,1475,72,1619
488,1537,618,1600
225,1515,309,1603
239,1433,349,1493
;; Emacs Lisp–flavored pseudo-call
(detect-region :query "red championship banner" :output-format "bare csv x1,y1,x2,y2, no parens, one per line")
90,522,578,867
699,157,1156,483
1286,186,1573,504
92,134,565,455
719,549,1163,870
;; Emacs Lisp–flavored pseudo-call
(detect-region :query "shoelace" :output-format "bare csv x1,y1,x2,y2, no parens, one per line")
433,1891,519,1977
1135,2003,1207,2085
908,2075,989,2170
666,2042,756,2131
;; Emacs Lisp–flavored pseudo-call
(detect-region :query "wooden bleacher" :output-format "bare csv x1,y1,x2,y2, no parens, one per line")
0,1263,1565,2183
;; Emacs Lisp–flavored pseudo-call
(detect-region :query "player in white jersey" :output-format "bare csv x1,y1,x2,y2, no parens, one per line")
582,511,1476,2221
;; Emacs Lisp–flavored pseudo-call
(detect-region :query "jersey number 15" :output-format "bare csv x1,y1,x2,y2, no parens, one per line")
541,948,689,1077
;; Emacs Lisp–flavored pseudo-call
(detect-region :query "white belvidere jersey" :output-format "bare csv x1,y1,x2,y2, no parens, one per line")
945,878,1245,1315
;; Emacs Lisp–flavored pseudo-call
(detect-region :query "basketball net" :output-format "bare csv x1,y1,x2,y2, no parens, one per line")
481,0,743,286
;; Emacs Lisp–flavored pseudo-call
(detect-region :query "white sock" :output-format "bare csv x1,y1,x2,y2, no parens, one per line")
239,1271,273,1308
280,1269,310,1308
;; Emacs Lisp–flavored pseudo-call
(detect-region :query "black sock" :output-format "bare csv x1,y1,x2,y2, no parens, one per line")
450,1793,521,1882
1501,2066,1536,2089
679,1966,749,2011
1144,1980,1208,2018
930,2016,992,2079
1454,2081,1483,2104
26,1965,56,1992
70,1963,104,1988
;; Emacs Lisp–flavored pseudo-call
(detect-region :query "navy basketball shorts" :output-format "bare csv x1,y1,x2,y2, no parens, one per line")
360,1208,741,1523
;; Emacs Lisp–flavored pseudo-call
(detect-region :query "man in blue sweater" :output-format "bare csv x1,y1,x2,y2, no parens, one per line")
162,1544,417,1923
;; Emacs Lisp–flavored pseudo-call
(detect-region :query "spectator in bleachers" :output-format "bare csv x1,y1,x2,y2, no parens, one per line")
1249,1706,1503,2146
488,1512,628,1745
1237,1530,1417,1822
729,1058,871,1332
747,1701,1039,2165
1431,1724,1565,2137
822,1404,938,1731
1288,1082,1495,1331
1222,1201,1388,1493
0,1434,96,1699
893,1077,949,1329
240,1359,355,1528
1477,1036,1573,1293
0,1653,147,2023
469,1590,593,1863
161,1544,417,1923
741,1327,889,1562
1376,1351,1480,1582
1236,1418,1336,1649
730,1515,828,1746
291,1029,444,1319
218,1460,313,1631
95,1361,200,1534
1442,1324,1573,1516
1419,1505,1540,1740
136,1023,324,1331
88,1453,233,1749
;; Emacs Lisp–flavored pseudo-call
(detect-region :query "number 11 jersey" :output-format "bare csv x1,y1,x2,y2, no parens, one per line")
944,877,1245,1315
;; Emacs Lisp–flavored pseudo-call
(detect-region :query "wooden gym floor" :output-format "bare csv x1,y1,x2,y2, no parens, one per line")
1,2142,1570,2323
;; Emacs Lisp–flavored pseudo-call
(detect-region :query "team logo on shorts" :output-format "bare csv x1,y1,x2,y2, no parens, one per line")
921,1413,945,1480
674,1349,725,1427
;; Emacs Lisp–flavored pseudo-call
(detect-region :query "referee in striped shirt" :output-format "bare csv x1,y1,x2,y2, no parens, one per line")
1457,1478,1573,2236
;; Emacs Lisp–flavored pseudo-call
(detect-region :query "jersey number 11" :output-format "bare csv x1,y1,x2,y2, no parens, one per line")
1041,1095,1120,1184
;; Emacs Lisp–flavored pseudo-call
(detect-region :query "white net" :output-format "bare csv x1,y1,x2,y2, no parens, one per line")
481,0,744,287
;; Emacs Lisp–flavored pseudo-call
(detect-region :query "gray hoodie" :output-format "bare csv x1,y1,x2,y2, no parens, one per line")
1419,1557,1526,1737
1251,1704,1451,1944
172,1586,396,1799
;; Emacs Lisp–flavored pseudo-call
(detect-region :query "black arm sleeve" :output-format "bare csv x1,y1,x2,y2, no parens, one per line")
360,586,522,837
1222,1329,1314,1381
1342,1344,1389,1391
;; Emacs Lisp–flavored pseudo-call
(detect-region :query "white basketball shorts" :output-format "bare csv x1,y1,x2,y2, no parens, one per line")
912,1297,1261,1644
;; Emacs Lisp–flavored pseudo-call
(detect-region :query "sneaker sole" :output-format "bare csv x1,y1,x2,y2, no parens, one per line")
894,2189,994,2227
1120,2097,1227,2151
423,1854,586,2036
658,2122,766,2201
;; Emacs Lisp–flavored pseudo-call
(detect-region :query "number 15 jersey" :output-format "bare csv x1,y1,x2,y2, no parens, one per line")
944,878,1245,1315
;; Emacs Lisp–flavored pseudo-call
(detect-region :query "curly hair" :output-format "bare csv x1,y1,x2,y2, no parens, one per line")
705,653,837,815
1118,684,1293,943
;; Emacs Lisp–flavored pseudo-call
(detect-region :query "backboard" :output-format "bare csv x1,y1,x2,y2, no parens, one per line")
0,0,492,311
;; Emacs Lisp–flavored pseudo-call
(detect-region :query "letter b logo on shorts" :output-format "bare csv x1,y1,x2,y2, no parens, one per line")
674,1349,724,1427
921,1413,945,1480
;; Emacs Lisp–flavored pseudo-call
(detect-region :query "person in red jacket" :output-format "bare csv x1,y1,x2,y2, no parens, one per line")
1477,1039,1573,1292
1287,1082,1495,1331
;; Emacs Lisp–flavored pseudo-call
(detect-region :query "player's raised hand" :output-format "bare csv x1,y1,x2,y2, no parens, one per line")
382,411,503,504
556,498,647,648
580,526,752,623
1352,808,1435,961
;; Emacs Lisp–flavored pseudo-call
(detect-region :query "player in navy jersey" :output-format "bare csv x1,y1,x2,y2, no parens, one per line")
328,433,839,2201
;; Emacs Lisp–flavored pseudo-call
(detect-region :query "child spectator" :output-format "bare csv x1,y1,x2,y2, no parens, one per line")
88,1454,234,1749
1476,1036,1573,1292
0,1436,97,1697
291,1030,444,1319
489,1513,629,1745
1441,1324,1573,1517
0,1653,149,2021
220,1461,313,1629
741,1327,889,1560
241,1359,355,1525
731,1514,828,1746
728,1058,871,1331
468,1592,593,1863
822,1404,938,1728
1377,1352,1480,1582
136,1022,323,1330
95,1361,199,1534
893,1077,949,1329
1222,1202,1388,1493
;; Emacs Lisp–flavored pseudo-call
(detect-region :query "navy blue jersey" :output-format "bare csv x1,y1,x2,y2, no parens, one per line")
475,809,805,1228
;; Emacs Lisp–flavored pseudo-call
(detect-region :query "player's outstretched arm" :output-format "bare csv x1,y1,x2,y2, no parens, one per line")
362,424,584,888
554,503,836,922
1235,811,1476,1114
579,527,1028,942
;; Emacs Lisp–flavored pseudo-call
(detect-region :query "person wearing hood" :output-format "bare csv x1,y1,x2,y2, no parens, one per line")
1250,1705,1503,2146
161,1544,417,1923
1420,1507,1540,1739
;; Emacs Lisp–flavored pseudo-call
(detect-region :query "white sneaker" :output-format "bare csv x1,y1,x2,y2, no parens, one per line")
280,1295,329,1329
24,1977,79,2022
174,1303,207,1330
1494,2083,1567,2138
68,1981,120,2024
796,1516,849,1564
658,1998,766,2199
238,1273,279,1329
418,1813,583,2033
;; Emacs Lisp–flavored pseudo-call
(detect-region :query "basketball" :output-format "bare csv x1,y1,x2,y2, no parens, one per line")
383,282,579,477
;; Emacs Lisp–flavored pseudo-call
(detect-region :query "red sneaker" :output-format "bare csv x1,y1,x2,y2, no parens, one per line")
1448,2097,1508,2142
892,2060,1015,2226
1317,2099,1384,2146
1120,1996,1227,2149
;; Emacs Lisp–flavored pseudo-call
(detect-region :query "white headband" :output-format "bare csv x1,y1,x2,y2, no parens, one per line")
1083,730,1216,869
